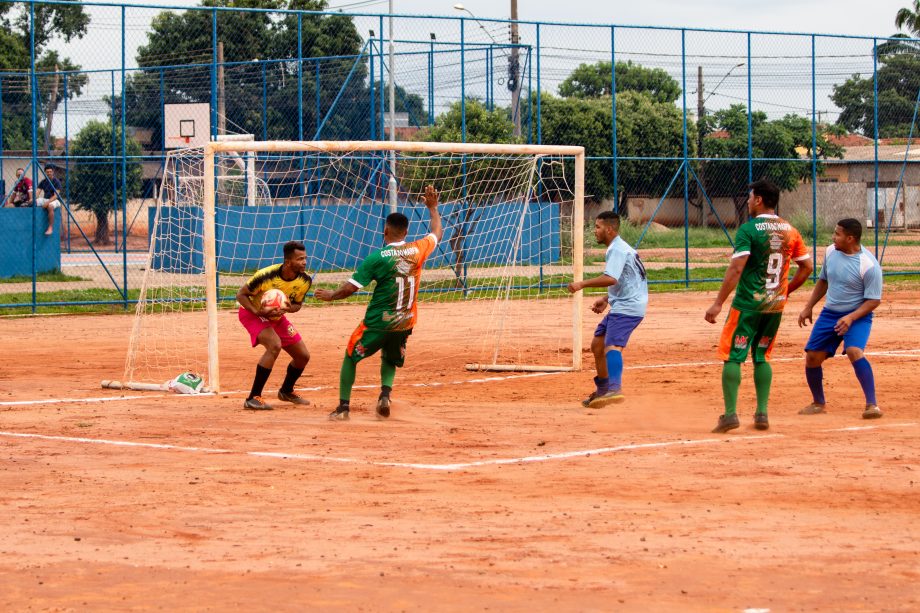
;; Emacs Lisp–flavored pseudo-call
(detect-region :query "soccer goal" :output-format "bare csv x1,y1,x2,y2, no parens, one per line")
114,140,585,393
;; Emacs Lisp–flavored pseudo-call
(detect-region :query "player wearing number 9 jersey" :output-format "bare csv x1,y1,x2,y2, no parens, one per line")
315,185,443,421
704,179,813,433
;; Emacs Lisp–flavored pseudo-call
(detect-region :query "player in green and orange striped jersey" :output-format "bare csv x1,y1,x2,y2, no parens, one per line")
704,179,813,433
315,185,443,421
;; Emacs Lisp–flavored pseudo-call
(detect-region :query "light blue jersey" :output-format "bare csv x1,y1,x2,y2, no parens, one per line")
604,235,649,317
819,245,883,312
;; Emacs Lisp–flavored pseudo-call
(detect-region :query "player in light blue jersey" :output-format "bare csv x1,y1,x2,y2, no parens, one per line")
798,218,883,419
567,211,648,407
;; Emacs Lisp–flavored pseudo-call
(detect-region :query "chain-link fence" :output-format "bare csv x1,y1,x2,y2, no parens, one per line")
2,0,919,312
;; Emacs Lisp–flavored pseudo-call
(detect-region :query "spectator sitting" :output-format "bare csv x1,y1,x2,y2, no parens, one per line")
5,167,33,207
35,164,63,236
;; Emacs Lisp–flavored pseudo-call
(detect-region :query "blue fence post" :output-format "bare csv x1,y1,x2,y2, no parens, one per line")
297,13,304,201
261,61,268,140
29,0,37,312
211,9,218,143
681,29,689,287
811,35,818,280
527,47,532,143
315,59,321,136
63,73,71,253
379,18,385,141
121,5,128,305
536,23,541,145
747,32,752,184
369,38,376,140
461,18,466,142
873,38,879,255
111,71,118,254
0,76,4,189
429,36,435,125
611,26,617,213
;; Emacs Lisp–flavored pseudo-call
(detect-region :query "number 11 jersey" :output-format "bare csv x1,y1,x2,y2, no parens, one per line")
348,234,438,331
731,214,810,313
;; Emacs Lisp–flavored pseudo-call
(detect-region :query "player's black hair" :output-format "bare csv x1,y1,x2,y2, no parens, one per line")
596,210,620,230
748,179,780,209
386,212,410,234
837,218,862,242
283,240,306,259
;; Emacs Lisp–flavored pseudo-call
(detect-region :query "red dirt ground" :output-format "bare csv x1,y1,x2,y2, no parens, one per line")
1,290,919,611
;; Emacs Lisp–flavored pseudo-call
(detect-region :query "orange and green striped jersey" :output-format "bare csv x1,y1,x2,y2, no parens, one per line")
347,234,438,331
731,214,810,313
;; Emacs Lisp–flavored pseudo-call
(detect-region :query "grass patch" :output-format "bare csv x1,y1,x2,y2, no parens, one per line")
0,270,86,284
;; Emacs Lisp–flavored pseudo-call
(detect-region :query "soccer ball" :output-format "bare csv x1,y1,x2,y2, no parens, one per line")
260,288,289,318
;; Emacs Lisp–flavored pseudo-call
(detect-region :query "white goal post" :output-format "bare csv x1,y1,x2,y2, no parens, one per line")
119,140,585,393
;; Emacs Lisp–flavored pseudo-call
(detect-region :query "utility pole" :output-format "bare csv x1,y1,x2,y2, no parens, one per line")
509,0,520,137
217,42,226,135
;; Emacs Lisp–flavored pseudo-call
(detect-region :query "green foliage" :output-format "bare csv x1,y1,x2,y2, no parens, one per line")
0,0,89,149
119,0,376,144
420,98,518,145
69,121,143,244
702,105,843,199
832,54,920,137
558,60,681,103
532,90,690,202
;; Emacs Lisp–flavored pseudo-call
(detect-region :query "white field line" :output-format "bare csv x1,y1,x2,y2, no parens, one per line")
0,423,915,472
3,349,920,408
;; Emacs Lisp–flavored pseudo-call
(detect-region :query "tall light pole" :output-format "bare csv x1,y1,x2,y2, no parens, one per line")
388,0,397,213
453,2,521,136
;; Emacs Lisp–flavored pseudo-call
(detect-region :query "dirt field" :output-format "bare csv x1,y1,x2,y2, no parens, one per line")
1,289,919,611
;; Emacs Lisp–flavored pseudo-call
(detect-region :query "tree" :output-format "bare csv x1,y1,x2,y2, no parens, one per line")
0,0,89,150
120,0,370,146
702,105,843,222
831,53,920,137
557,60,681,104
895,0,920,34
69,121,143,246
533,90,690,206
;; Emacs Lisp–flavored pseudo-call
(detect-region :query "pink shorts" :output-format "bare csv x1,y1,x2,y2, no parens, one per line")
238,307,303,348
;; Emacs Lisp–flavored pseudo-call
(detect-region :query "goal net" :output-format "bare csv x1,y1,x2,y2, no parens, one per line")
120,140,585,392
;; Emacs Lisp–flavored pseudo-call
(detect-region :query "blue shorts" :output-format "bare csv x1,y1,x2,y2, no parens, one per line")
805,308,873,356
594,313,643,348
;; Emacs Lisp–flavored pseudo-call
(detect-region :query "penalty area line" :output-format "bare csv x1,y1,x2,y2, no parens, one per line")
0,423,914,471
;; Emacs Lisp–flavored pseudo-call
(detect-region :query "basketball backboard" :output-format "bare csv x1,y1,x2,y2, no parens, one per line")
164,103,211,149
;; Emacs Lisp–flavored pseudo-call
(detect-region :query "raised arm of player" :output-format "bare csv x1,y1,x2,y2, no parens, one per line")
423,185,443,242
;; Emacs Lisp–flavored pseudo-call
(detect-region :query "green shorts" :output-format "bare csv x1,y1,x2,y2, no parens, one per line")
345,322,412,366
718,307,782,363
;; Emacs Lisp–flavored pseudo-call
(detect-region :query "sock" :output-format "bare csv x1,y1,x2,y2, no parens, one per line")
753,361,772,415
249,364,272,399
594,376,609,393
380,358,397,389
721,361,741,416
380,385,392,398
851,357,877,406
805,366,825,405
339,358,357,402
605,349,624,391
279,364,304,394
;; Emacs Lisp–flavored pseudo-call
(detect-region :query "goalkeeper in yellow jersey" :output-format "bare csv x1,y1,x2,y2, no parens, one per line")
315,185,443,421
236,240,313,411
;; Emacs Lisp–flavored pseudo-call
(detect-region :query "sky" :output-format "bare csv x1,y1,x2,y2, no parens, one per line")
41,0,920,135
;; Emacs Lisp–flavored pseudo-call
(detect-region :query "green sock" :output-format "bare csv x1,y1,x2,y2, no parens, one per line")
721,361,741,416
339,358,357,402
753,361,772,415
380,358,396,389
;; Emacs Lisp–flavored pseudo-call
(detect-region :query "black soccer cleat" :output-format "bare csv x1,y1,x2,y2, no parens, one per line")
375,395,391,419
753,412,769,430
328,405,350,421
711,413,740,433
243,396,273,411
277,389,311,406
